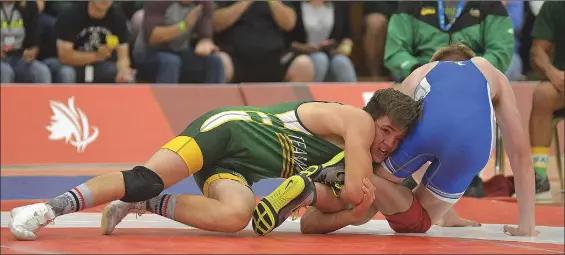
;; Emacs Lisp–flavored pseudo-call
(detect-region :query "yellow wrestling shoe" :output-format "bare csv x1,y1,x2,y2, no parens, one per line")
252,174,316,236
252,152,347,236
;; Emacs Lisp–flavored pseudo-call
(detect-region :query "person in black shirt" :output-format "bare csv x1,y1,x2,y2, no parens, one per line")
213,1,314,83
37,0,76,83
55,1,134,83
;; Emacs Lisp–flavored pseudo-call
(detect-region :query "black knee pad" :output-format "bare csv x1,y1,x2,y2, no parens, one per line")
120,166,164,203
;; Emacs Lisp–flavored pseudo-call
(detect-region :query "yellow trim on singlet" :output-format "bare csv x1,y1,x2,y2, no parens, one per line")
202,173,249,197
161,136,204,175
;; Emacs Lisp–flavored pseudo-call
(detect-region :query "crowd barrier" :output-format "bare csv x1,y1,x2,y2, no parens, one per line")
1,82,563,167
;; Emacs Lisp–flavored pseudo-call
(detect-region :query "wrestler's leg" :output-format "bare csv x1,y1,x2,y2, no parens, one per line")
155,170,256,233
9,148,190,241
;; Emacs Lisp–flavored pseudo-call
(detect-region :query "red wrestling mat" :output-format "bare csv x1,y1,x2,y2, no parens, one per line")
1,198,563,254
0,228,563,254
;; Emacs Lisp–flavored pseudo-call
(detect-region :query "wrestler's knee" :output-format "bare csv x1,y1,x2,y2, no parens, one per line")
120,166,164,203
384,195,432,233
208,179,255,232
220,208,252,233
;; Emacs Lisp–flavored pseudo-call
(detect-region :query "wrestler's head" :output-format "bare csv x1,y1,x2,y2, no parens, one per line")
363,88,422,163
430,42,476,62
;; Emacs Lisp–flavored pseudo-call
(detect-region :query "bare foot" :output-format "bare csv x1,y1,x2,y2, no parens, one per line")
436,216,481,227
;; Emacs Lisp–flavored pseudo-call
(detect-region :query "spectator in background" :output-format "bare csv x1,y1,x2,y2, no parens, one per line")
129,8,144,47
528,1,564,197
1,0,51,83
55,1,134,83
132,1,224,84
114,1,143,21
384,1,514,81
362,1,397,79
289,1,356,82
503,0,525,81
37,0,73,60
36,0,75,83
213,1,313,83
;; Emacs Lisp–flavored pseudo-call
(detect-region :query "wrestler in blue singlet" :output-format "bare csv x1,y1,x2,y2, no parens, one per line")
383,60,495,203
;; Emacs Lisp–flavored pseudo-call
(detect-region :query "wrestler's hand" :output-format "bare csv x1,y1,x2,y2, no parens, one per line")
503,225,539,237
350,178,375,221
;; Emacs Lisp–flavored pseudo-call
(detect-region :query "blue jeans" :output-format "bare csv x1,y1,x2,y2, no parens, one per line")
134,49,225,84
309,52,357,82
42,58,76,83
75,61,119,83
1,55,51,83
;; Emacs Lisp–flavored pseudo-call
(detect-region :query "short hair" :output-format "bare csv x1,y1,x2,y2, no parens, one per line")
363,88,422,135
430,42,476,62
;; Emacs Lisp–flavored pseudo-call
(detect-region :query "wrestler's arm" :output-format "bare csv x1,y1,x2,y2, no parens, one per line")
300,204,378,234
473,57,537,234
300,177,378,234
298,103,375,206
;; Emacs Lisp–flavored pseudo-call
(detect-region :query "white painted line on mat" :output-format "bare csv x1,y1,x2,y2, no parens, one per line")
0,244,66,254
480,240,564,254
1,212,563,245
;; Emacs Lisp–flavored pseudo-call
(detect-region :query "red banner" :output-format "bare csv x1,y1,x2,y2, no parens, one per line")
1,82,562,167
1,86,174,165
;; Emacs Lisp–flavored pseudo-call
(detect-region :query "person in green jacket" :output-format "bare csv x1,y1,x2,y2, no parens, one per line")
384,1,514,81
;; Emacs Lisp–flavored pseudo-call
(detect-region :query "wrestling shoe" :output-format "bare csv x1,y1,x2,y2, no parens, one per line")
100,200,146,235
300,151,346,197
9,203,55,241
534,172,552,201
252,174,316,236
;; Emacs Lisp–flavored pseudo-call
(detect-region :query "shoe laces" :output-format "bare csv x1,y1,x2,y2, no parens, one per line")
20,207,53,230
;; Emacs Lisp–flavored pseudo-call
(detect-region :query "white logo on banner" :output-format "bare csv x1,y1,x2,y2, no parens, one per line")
46,96,99,152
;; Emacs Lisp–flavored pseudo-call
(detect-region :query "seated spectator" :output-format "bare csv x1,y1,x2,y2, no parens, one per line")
1,0,51,84
362,1,397,78
528,1,564,198
213,1,313,83
384,1,514,81
114,1,143,21
503,0,526,81
289,1,356,82
55,1,134,83
36,0,75,83
129,8,144,46
132,1,224,84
